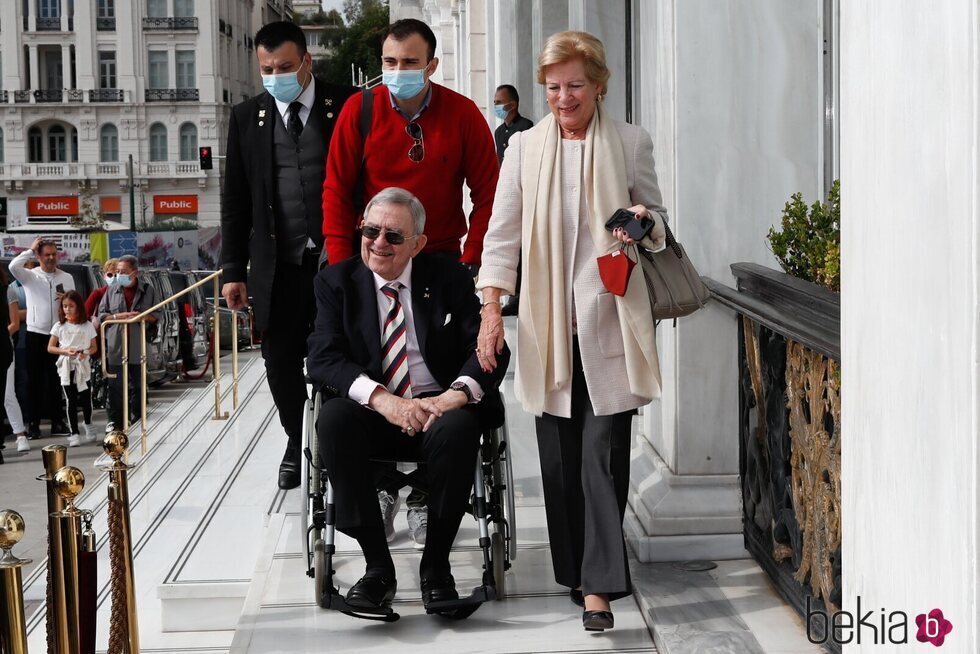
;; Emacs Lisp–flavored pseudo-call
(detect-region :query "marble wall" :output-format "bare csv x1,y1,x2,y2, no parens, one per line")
841,1,980,650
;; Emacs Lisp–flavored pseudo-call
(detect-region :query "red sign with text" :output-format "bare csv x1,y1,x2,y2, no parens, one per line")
28,196,79,216
153,195,198,214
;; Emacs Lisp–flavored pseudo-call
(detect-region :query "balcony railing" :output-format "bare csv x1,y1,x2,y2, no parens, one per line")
0,91,7,103
97,16,115,31
34,89,63,102
706,263,841,653
142,17,198,31
14,90,30,103
36,16,62,31
90,88,124,102
67,89,84,103
0,161,203,182
145,88,199,102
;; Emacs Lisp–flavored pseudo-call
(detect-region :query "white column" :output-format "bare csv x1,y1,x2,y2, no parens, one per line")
61,44,71,90
0,0,21,91
60,0,67,31
841,1,980,651
28,44,40,90
27,0,37,34
624,0,823,562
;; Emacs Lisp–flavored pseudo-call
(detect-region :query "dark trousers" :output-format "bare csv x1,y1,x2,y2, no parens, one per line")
262,255,316,447
13,346,29,424
106,365,140,427
318,397,482,576
26,331,64,425
61,372,92,434
535,340,634,600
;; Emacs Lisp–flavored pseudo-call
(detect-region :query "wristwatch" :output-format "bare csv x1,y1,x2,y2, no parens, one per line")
449,380,473,402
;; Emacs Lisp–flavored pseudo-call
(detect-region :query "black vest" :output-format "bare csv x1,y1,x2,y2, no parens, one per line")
273,107,327,265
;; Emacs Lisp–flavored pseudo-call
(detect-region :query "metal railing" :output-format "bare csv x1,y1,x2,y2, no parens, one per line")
36,16,62,30
97,16,115,31
100,271,239,455
33,89,62,102
142,16,198,30
90,88,124,102
145,88,199,102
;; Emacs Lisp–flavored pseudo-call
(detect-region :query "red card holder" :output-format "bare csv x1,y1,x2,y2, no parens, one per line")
596,246,635,297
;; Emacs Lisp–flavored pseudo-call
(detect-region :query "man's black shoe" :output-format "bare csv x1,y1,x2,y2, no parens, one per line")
27,423,41,440
346,574,397,609
421,571,458,607
50,421,71,437
277,445,301,490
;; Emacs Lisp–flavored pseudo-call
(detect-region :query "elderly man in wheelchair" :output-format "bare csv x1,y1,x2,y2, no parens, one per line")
305,187,511,621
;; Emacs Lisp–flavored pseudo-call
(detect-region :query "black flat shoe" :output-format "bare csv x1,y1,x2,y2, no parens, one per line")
583,610,614,632
421,572,458,608
346,574,397,609
277,445,301,490
570,588,584,607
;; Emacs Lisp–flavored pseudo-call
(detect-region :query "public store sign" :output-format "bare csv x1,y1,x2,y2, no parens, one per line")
153,195,198,214
28,196,80,215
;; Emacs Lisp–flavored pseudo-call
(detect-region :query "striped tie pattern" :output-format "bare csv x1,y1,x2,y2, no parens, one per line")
380,283,412,398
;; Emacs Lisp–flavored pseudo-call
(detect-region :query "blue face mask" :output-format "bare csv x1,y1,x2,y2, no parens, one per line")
383,68,427,101
262,59,307,103
114,274,131,287
493,102,512,120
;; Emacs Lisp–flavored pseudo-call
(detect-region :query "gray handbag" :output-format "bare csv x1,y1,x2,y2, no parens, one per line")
635,220,710,322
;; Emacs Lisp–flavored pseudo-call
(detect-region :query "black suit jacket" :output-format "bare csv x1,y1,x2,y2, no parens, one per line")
219,79,357,330
307,254,510,428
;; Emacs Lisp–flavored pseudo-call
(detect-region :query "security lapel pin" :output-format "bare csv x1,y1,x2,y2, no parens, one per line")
423,288,431,299
259,120,265,126
258,109,266,117
325,98,333,106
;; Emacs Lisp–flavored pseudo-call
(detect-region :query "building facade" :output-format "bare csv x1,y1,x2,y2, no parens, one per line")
0,0,292,254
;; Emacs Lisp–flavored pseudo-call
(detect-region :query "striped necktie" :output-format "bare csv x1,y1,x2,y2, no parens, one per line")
380,282,412,398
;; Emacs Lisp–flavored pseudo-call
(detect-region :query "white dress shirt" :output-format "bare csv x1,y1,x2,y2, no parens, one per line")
348,259,484,406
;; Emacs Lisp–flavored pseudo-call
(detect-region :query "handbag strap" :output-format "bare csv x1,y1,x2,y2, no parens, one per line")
661,219,684,259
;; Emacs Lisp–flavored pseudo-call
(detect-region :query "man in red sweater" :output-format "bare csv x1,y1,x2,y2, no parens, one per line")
321,18,499,273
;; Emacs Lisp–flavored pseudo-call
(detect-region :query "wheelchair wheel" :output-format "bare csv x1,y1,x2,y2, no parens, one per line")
491,529,506,599
500,421,518,561
313,538,327,608
301,398,322,577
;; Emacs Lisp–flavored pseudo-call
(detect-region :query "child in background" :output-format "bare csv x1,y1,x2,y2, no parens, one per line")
48,291,97,447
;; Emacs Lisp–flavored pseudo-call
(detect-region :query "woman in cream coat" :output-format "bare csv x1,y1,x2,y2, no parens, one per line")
476,31,668,632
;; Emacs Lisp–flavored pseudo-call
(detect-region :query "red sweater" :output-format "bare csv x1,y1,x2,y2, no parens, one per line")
322,83,499,266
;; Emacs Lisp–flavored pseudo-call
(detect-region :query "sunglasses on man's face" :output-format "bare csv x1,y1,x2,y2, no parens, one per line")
406,122,424,163
361,224,417,246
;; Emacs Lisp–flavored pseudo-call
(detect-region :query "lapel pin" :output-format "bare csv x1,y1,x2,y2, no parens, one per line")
258,120,264,126
327,112,334,119
423,288,431,299
325,98,333,106
258,109,266,117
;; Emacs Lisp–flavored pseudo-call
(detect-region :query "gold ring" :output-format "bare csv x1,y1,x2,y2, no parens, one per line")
407,427,415,434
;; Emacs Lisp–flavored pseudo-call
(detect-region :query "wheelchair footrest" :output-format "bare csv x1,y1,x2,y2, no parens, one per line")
424,584,496,620
319,585,401,622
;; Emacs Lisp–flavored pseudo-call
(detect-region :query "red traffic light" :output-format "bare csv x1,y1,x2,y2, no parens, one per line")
199,146,213,170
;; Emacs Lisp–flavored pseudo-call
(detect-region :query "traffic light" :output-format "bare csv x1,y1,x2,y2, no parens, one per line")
199,146,213,170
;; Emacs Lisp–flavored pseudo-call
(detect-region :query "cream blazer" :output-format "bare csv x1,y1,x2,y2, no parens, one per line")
479,120,669,417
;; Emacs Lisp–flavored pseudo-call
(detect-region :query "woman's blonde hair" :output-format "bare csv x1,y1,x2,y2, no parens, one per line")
536,30,611,92
102,258,118,274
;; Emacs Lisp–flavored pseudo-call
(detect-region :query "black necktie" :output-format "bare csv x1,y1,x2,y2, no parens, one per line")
287,101,303,141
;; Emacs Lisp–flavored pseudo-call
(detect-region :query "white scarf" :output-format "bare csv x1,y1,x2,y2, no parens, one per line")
517,107,661,415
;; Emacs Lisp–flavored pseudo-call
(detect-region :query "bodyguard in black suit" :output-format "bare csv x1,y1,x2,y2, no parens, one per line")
220,21,356,489
307,187,509,614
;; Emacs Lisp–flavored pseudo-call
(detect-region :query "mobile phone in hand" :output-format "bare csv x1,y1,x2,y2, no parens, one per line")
56,283,64,294
624,215,654,241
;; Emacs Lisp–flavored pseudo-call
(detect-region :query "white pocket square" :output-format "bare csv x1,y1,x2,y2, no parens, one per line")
443,313,452,326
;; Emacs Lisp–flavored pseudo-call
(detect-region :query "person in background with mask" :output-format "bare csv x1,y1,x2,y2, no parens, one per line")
97,255,159,433
493,84,534,166
85,258,118,320
321,17,499,548
220,20,357,490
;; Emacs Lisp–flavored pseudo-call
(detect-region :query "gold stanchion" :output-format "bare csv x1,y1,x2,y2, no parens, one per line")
140,320,148,456
40,445,68,653
50,466,87,654
0,510,32,654
102,431,140,654
121,320,130,435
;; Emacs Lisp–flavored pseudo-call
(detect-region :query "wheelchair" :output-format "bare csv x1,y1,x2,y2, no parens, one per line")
300,389,517,622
